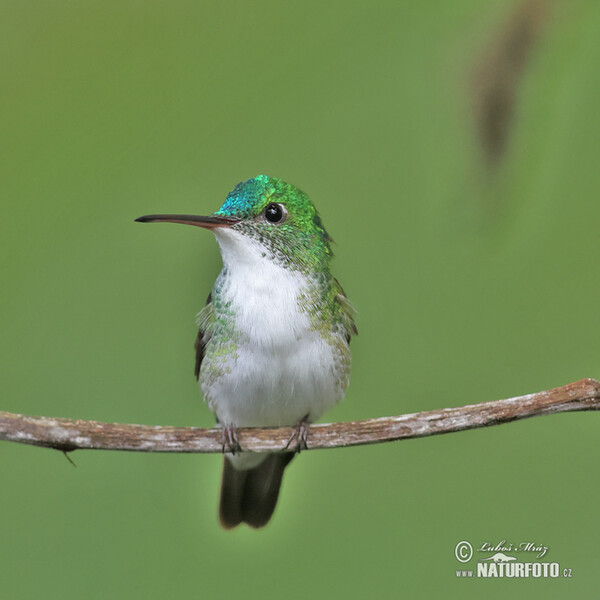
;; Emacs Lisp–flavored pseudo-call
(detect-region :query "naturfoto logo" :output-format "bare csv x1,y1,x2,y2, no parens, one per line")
454,540,573,580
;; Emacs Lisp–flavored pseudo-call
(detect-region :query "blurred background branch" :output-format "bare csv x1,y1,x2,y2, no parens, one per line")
1,379,598,455
470,0,554,166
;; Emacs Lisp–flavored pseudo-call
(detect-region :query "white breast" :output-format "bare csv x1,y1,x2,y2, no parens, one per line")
214,228,312,347
200,228,346,433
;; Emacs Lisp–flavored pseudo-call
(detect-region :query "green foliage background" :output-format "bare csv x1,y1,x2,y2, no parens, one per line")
1,1,598,597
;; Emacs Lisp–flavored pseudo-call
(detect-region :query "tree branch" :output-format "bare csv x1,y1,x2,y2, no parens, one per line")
1,379,598,455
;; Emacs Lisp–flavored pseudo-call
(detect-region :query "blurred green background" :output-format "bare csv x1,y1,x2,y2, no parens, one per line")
1,1,599,597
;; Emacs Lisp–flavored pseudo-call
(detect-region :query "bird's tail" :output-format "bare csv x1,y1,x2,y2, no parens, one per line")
219,453,294,529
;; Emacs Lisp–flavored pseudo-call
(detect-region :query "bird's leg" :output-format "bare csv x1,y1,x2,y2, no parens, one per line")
221,425,241,455
284,413,311,453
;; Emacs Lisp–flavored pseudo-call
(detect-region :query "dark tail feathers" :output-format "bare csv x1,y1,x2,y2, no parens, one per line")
219,453,294,529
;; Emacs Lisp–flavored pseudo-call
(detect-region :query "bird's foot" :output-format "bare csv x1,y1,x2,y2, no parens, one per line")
284,414,310,453
221,425,241,455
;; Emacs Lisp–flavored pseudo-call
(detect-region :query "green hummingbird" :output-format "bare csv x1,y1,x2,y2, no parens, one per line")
136,175,356,528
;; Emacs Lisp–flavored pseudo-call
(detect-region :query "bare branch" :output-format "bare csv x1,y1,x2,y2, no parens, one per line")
1,379,598,455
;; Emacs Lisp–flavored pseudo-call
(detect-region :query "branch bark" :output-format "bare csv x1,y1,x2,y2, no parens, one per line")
1,378,598,455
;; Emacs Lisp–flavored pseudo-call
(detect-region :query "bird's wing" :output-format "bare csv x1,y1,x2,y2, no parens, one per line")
333,278,358,343
195,292,214,380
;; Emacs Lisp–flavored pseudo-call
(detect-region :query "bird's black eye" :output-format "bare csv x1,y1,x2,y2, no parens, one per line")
264,203,285,224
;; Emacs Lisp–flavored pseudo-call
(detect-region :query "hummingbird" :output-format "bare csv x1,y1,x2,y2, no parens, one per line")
136,175,356,528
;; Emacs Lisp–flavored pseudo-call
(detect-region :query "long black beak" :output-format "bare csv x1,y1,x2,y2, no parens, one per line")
135,214,240,229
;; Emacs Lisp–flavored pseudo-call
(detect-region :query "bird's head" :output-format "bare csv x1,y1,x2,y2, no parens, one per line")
136,175,333,273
